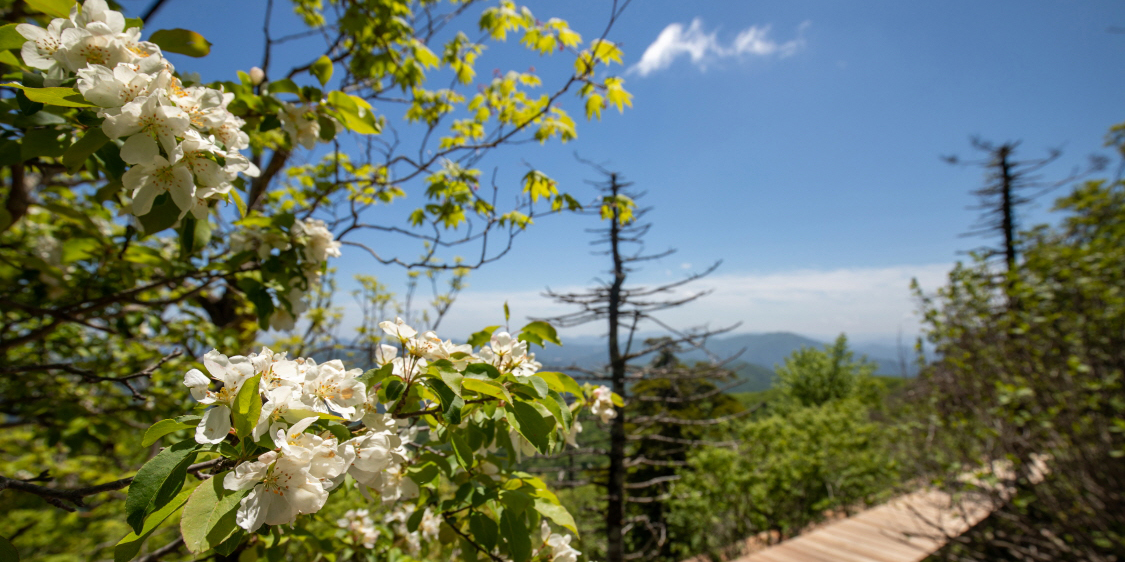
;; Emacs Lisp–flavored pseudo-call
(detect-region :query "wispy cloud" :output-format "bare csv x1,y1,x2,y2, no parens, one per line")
431,263,952,341
630,19,808,77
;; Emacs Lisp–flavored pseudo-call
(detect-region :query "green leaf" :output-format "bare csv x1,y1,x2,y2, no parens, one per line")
357,363,393,388
180,474,248,555
438,369,463,396
325,91,380,135
124,17,143,31
533,498,578,536
266,78,300,96
310,55,333,86
114,484,195,562
178,215,211,257
536,372,583,397
464,363,501,380
499,489,532,514
467,325,500,348
424,378,463,424
322,421,351,443
25,0,74,19
126,440,200,533
63,127,109,173
0,535,18,562
20,128,69,160
526,375,548,399
384,378,405,401
406,461,440,487
148,29,211,57
136,192,181,234
406,502,426,532
518,321,560,347
505,401,554,454
0,49,21,68
462,378,510,403
2,84,94,107
0,24,25,51
500,509,531,562
540,390,572,435
450,432,475,469
231,374,262,440
469,512,498,553
141,419,196,447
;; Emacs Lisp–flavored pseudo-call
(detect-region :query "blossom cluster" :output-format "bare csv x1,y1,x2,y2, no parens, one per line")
540,520,581,562
181,317,615,536
230,217,342,330
337,509,380,549
590,385,617,424
16,0,260,222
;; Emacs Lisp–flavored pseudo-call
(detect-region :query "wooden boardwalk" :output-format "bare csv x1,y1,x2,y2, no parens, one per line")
732,489,995,562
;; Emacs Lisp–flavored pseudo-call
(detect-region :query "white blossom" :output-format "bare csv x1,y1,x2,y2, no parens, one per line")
590,385,617,424
540,521,581,562
122,150,194,218
184,350,256,443
279,101,323,149
337,509,379,549
300,359,366,420
223,451,328,532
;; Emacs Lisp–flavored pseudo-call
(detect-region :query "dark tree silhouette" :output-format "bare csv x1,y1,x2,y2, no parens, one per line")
535,163,747,562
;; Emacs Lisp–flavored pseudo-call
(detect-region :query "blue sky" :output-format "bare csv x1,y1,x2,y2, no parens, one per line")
134,0,1125,342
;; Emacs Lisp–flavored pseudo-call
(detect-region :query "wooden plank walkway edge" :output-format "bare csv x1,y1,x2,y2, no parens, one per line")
730,488,995,562
725,458,1049,562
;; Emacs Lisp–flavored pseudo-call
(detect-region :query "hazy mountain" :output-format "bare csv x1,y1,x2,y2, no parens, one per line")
533,331,917,384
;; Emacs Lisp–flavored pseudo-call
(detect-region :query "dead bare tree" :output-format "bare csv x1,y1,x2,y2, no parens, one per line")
536,164,747,562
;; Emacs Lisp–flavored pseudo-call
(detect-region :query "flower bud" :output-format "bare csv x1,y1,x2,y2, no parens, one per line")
249,66,265,85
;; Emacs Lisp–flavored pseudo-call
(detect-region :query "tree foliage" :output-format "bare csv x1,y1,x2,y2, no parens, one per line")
913,165,1125,561
666,337,898,561
0,0,634,559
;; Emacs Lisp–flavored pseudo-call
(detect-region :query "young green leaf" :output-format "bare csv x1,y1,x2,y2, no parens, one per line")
450,432,475,470
469,512,498,553
463,363,501,380
114,485,195,562
2,84,94,107
25,0,74,19
148,29,212,57
500,509,531,562
310,55,333,86
533,498,579,536
518,321,560,347
231,374,262,439
180,474,248,554
536,372,583,397
505,401,555,453
125,440,200,533
540,390,572,435
357,363,393,388
467,325,500,348
462,378,510,403
0,24,25,50
141,418,196,447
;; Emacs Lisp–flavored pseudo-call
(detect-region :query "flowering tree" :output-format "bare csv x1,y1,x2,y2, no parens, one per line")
0,0,631,559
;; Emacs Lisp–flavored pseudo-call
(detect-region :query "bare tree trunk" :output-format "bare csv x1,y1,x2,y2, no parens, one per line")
606,173,626,562
998,145,1016,273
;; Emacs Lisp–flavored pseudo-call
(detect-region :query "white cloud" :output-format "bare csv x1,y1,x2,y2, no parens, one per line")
432,263,953,341
631,19,808,77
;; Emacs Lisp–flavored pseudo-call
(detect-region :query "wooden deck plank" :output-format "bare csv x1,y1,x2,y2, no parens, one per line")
733,488,995,562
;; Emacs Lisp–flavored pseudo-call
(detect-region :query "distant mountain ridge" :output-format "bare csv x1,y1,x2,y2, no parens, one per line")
533,331,915,392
